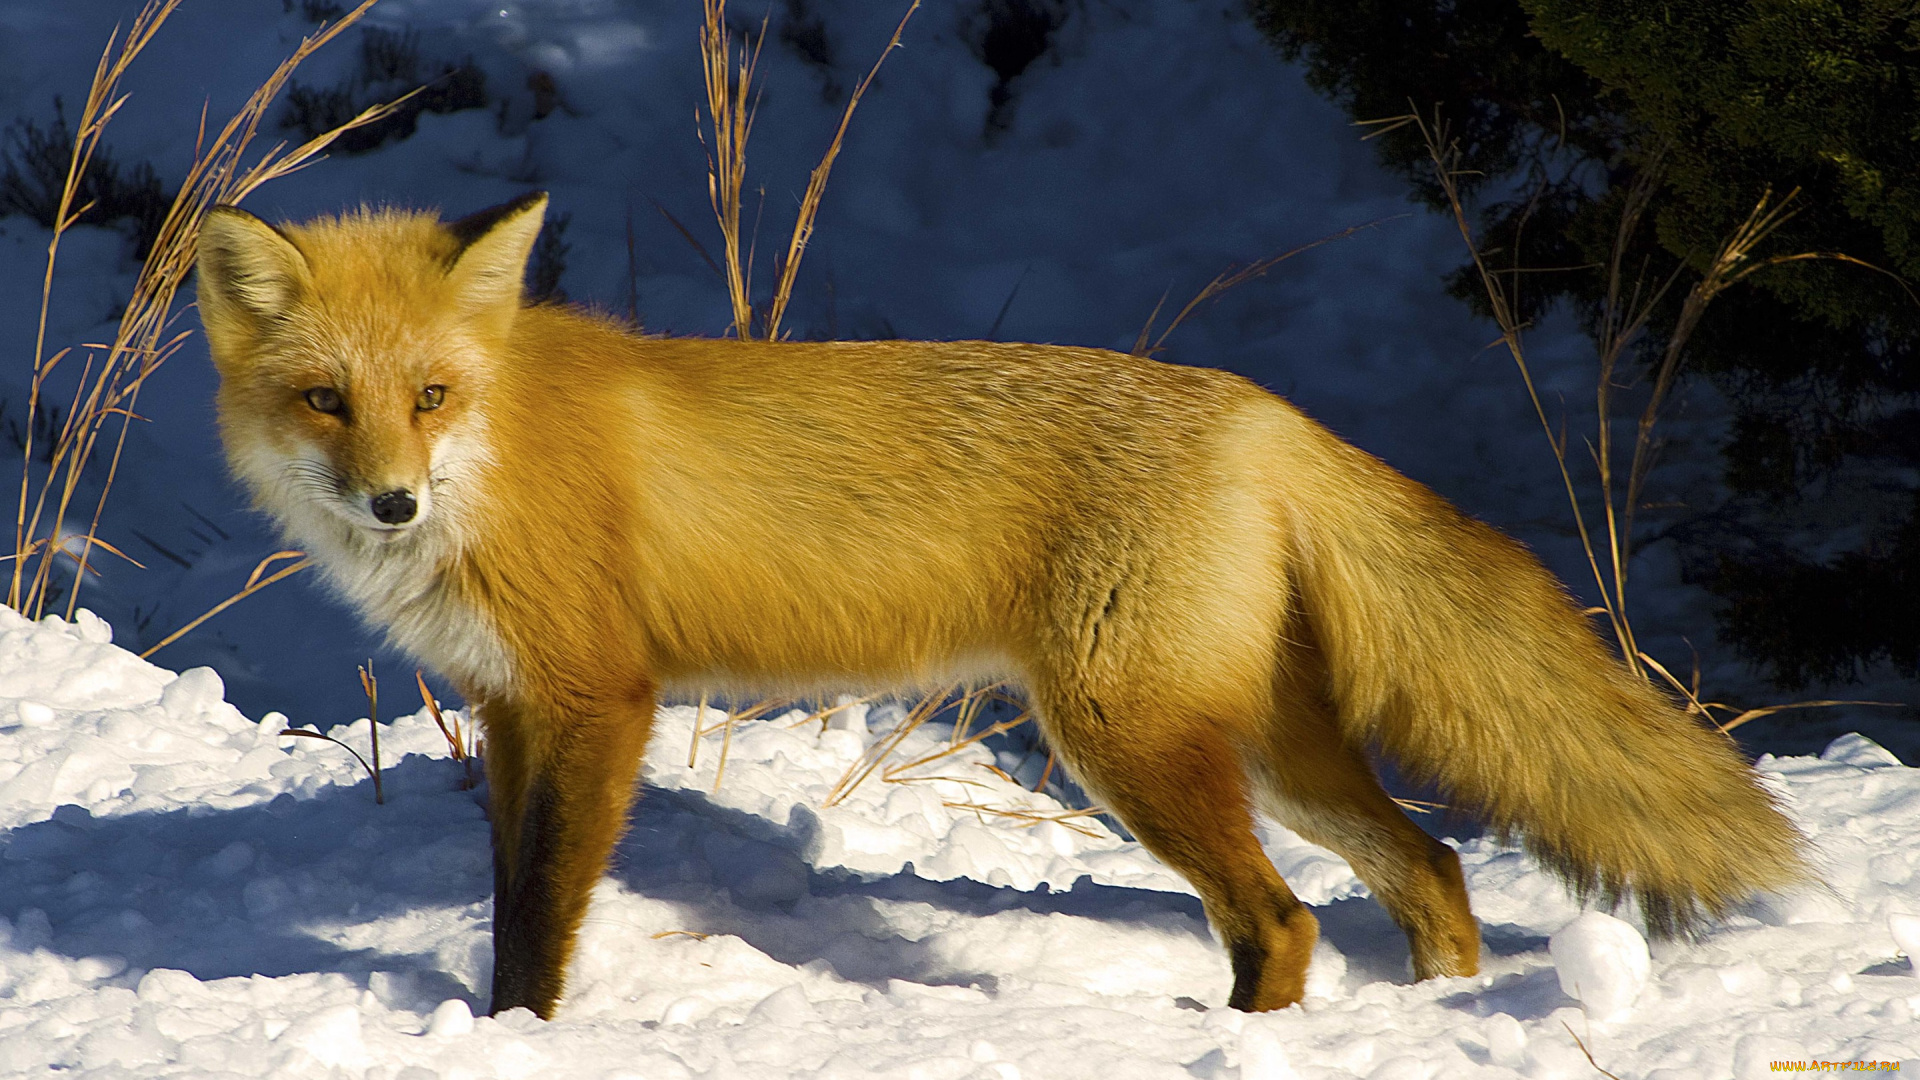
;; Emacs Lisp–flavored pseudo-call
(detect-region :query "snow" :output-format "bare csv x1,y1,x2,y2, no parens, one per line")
0,606,1914,1077
0,0,1916,1075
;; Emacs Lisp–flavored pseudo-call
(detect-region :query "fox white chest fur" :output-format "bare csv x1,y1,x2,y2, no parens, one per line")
234,423,515,699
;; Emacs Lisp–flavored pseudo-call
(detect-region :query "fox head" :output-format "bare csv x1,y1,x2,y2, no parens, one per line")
196,194,546,549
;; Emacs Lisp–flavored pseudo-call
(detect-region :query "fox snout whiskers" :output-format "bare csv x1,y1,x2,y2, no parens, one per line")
278,458,434,534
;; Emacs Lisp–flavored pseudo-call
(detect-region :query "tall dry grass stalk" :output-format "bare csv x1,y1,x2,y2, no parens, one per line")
699,0,918,340
699,0,762,340
9,0,403,625
1398,107,1897,730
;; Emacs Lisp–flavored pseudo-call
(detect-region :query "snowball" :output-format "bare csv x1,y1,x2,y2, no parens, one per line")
427,997,474,1038
1549,911,1650,1021
1484,1012,1526,1068
1891,913,1920,970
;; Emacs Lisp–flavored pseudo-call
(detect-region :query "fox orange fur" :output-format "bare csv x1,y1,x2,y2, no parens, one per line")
195,193,1808,1019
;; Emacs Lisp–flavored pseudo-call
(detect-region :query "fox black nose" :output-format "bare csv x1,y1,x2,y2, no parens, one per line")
370,489,417,525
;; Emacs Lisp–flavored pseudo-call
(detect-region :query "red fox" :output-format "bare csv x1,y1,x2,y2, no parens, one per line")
195,193,1808,1019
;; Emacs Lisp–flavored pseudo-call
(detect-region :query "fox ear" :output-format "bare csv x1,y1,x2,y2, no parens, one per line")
445,191,548,318
197,206,310,330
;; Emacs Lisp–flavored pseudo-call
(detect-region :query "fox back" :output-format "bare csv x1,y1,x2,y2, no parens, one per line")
197,197,1300,713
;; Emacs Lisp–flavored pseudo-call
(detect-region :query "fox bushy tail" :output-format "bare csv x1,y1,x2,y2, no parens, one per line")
1284,425,1809,936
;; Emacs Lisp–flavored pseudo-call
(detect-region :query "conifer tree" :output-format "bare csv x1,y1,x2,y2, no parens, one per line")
1249,0,1920,689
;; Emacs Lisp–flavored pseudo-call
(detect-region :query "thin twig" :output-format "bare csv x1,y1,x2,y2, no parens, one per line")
826,686,957,806
139,551,311,659
688,691,708,769
1561,1021,1623,1080
1409,106,1633,666
281,727,377,786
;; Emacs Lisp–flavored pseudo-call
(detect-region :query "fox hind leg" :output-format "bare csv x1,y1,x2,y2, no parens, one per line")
1254,644,1480,981
1034,684,1319,1011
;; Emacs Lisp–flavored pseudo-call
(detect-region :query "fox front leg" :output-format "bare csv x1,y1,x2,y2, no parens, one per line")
481,691,655,1018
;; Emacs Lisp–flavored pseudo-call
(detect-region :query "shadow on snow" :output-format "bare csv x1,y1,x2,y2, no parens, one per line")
0,754,1468,1011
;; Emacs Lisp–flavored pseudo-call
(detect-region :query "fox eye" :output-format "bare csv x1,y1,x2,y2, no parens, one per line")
304,387,344,414
417,385,446,411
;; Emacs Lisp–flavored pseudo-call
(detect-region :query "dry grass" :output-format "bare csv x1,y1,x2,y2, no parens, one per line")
1396,105,1905,729
785,693,878,731
276,660,388,804
761,1,920,340
358,660,384,804
278,725,380,794
7,0,403,626
699,0,919,340
687,6,1101,828
1131,215,1406,357
813,682,1111,837
686,691,708,768
417,669,478,789
1633,650,1891,735
139,550,311,659
942,800,1106,839
823,683,1041,804
687,683,1098,831
699,0,763,340
1562,1021,1624,1080
701,696,796,793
